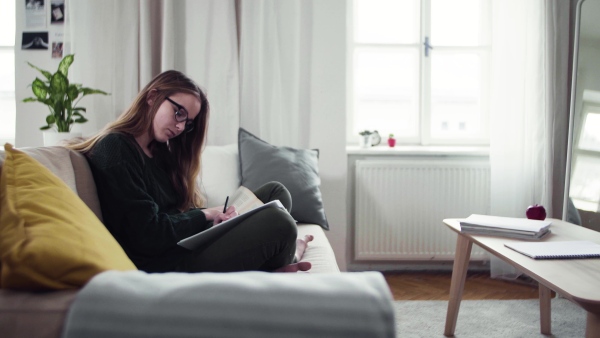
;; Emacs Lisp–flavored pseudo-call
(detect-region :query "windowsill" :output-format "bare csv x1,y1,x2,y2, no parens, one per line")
346,145,490,156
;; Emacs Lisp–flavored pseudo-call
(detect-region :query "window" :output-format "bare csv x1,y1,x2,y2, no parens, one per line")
348,0,491,145
0,0,16,145
570,90,600,212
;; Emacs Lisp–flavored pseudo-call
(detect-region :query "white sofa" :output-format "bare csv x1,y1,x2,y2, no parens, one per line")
199,144,339,273
0,144,396,338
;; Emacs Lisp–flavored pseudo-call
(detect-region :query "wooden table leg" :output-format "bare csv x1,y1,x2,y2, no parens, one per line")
444,234,473,337
586,311,600,338
539,283,551,335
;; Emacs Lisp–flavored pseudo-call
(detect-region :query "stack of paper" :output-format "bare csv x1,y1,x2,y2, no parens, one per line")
459,214,552,240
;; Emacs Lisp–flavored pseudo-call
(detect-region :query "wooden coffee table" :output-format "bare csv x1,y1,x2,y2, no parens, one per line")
443,218,600,338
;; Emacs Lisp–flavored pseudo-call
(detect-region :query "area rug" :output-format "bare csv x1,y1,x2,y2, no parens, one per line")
394,298,586,337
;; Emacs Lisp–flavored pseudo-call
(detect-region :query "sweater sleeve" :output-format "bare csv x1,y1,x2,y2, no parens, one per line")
88,133,209,256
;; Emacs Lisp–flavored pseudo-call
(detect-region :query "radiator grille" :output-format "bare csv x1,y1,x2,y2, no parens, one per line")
354,159,490,261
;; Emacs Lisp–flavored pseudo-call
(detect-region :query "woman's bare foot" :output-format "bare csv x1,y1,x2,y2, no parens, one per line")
295,234,314,262
274,261,312,273
273,235,314,273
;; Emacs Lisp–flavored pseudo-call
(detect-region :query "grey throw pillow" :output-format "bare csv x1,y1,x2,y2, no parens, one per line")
238,128,329,230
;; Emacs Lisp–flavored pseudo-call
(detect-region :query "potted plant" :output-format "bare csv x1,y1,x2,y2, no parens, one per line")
358,130,372,148
358,130,381,148
23,54,109,145
388,133,396,147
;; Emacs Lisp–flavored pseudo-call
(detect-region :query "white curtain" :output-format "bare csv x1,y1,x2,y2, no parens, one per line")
238,1,313,148
489,0,570,278
66,0,240,145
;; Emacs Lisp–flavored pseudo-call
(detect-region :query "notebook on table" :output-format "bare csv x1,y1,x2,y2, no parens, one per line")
459,214,552,240
504,241,600,260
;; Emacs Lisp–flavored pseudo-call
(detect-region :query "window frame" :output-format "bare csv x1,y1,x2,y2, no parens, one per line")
570,92,600,211
0,0,16,145
347,0,491,146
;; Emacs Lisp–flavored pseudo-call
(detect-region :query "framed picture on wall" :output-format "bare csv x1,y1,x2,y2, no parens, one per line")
25,0,46,27
51,0,65,24
22,32,49,50
52,42,63,58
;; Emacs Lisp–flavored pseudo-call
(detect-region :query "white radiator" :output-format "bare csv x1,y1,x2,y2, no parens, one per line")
354,159,490,261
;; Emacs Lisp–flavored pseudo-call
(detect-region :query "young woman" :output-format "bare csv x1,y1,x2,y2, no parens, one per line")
68,70,312,273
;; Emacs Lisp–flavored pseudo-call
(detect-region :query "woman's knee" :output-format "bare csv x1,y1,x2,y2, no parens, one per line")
257,208,297,241
254,181,292,211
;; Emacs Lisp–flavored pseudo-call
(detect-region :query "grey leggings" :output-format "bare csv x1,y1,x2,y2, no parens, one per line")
176,182,297,272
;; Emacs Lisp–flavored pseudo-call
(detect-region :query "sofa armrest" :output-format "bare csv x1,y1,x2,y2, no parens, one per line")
0,289,78,338
63,270,395,338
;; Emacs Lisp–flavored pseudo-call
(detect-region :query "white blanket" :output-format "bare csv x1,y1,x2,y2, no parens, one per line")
61,270,395,338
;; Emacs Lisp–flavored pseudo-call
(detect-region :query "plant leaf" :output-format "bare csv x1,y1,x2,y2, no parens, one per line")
32,78,48,100
40,126,51,130
46,115,56,124
22,97,39,102
40,98,53,106
50,72,69,94
67,84,80,102
81,88,109,96
27,62,52,80
52,100,64,120
74,116,88,123
58,54,74,77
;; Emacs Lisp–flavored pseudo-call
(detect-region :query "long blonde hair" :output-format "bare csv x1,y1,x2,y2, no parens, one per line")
67,70,209,210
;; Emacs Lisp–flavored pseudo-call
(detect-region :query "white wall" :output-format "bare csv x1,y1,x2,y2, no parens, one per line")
15,1,69,147
309,0,348,270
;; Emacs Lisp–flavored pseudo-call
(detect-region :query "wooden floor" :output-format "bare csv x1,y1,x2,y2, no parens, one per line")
383,271,542,301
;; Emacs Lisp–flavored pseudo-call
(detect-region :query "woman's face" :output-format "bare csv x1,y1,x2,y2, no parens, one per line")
151,93,201,143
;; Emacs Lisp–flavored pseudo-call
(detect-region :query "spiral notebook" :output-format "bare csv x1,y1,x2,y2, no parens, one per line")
504,241,600,260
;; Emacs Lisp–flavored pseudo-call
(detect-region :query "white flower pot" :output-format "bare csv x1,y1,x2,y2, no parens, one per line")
43,131,82,147
359,134,372,148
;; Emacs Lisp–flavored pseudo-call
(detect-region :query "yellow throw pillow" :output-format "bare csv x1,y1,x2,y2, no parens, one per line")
0,143,136,291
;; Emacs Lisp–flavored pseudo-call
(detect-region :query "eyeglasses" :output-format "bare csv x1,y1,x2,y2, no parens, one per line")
165,97,194,133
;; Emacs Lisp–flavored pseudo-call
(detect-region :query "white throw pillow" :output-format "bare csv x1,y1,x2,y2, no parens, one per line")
198,144,240,207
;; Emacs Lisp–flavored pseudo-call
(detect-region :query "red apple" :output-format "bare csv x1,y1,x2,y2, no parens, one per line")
526,204,546,220
388,138,396,147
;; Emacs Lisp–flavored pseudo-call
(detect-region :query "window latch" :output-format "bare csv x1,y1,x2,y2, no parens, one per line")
424,36,434,57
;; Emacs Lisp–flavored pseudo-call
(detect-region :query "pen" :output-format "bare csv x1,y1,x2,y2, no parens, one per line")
222,196,229,213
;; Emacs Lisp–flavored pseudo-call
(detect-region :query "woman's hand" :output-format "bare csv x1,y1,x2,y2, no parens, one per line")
213,205,237,225
202,205,238,225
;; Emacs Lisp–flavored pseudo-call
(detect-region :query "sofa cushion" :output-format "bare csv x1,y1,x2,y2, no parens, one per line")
0,144,136,291
238,128,329,229
0,146,103,221
297,224,339,273
69,150,103,222
198,144,240,208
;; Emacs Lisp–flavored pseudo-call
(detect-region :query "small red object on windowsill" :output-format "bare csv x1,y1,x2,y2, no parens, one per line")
387,134,396,148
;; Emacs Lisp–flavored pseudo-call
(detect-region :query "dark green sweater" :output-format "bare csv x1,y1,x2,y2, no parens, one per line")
86,133,209,272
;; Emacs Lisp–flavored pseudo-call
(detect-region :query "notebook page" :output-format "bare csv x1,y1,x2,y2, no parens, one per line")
504,241,600,259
